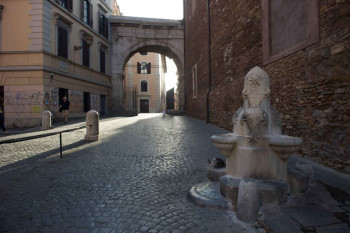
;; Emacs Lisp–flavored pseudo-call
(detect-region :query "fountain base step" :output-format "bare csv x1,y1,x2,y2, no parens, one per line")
188,182,231,211
220,175,288,209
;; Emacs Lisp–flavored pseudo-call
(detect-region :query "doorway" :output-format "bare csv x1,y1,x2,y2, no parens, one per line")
140,99,149,113
83,92,91,112
59,88,68,105
100,95,106,116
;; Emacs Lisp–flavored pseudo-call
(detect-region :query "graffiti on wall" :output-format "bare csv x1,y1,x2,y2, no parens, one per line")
4,90,43,113
69,90,83,96
51,87,59,106
5,92,43,106
90,93,100,112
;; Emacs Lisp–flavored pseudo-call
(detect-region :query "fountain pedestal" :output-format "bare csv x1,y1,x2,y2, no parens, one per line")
188,67,303,222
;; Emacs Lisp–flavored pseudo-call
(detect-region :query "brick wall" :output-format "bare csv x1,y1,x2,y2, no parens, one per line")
184,0,350,173
184,0,210,120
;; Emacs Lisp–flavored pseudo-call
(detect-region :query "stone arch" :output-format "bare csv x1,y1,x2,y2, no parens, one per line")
116,42,184,112
110,16,184,113
121,41,184,78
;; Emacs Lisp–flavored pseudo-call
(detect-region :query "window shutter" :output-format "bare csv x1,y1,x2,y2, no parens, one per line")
100,50,106,73
57,26,62,57
137,62,141,74
80,0,84,20
89,3,93,28
83,39,90,67
147,62,151,74
105,18,109,38
67,0,73,12
62,28,68,58
98,11,102,34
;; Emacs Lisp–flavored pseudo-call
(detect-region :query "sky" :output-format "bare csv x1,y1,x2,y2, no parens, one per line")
117,0,183,91
117,0,183,20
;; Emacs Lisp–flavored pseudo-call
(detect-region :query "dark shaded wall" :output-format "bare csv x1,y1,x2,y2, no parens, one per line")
166,88,175,110
184,0,350,173
184,0,210,120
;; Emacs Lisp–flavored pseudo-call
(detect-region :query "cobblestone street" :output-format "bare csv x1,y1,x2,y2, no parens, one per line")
0,114,258,233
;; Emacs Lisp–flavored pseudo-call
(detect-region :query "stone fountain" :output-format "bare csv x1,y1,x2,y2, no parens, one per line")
188,67,303,222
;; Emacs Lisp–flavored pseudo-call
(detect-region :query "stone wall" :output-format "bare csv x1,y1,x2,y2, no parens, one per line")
184,0,350,173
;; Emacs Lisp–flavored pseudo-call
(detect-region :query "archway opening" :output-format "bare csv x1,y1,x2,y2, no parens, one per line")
121,45,184,114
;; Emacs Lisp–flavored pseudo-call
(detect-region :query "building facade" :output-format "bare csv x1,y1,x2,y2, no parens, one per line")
184,0,350,173
123,52,166,113
0,0,120,128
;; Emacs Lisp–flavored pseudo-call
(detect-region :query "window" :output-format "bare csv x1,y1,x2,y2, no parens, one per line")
82,38,90,67
100,50,106,73
192,64,197,99
140,62,148,74
141,80,148,92
57,25,68,59
262,0,319,64
137,62,151,74
83,92,90,112
81,0,93,27
98,10,108,38
57,0,72,11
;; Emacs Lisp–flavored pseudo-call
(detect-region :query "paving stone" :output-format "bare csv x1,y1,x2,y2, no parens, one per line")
0,115,274,232
260,212,300,233
282,204,342,227
316,223,350,233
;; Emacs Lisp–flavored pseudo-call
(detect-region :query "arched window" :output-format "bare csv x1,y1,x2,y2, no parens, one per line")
141,80,148,92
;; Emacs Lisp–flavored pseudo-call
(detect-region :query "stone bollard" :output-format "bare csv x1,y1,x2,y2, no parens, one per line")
42,110,51,130
85,110,99,141
236,178,259,223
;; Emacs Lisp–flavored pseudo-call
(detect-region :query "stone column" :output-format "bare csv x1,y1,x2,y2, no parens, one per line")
85,110,99,141
42,110,51,130
112,73,124,113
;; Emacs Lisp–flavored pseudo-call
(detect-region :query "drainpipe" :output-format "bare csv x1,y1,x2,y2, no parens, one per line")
183,0,187,110
206,0,212,124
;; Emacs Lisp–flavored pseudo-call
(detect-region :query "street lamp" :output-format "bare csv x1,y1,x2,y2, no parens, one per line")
74,35,93,51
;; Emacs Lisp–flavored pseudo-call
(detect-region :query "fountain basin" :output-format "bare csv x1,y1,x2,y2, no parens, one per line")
268,135,303,159
211,133,238,157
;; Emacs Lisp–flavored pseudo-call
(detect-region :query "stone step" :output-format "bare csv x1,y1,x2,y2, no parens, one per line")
187,182,231,211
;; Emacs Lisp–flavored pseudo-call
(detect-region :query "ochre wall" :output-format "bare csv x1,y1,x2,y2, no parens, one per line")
125,52,162,113
0,0,113,128
1,0,32,51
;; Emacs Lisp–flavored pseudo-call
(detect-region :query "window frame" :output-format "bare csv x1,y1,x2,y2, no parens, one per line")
262,0,319,64
140,80,148,92
192,64,197,99
99,49,106,73
81,37,90,67
56,0,72,12
98,8,109,38
56,21,70,59
81,0,93,28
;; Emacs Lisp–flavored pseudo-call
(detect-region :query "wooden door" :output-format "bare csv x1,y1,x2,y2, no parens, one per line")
140,99,149,113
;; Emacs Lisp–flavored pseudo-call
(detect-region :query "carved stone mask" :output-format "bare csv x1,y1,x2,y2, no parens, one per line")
242,67,271,108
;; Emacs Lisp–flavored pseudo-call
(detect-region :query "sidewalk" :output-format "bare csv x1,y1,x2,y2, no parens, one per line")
0,116,122,142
